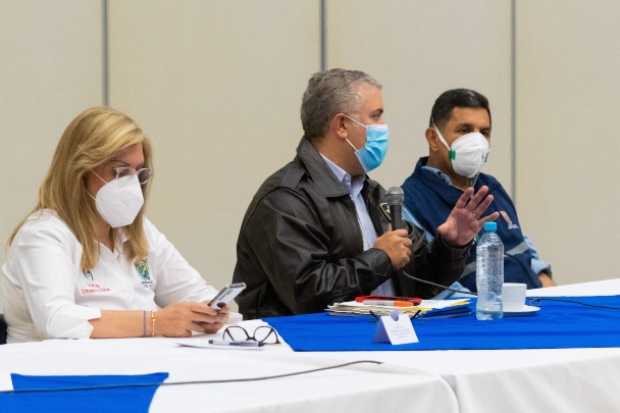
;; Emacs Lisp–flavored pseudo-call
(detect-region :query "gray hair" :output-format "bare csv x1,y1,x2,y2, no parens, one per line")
300,68,382,140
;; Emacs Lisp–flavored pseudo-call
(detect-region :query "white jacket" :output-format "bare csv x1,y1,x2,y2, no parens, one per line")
0,210,218,343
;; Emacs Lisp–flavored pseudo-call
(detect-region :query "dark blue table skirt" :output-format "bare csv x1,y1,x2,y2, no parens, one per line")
0,372,168,412
265,296,620,351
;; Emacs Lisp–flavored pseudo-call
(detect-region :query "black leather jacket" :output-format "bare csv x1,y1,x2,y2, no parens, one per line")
233,139,470,319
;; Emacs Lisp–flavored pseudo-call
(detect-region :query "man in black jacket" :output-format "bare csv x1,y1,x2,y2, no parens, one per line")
233,69,499,319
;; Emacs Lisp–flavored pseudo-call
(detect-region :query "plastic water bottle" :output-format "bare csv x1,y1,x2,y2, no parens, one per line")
476,221,504,320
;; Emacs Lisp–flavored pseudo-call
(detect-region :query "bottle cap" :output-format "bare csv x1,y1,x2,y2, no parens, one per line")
483,221,497,232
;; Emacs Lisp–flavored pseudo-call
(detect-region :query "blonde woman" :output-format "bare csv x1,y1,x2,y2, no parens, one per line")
0,107,228,343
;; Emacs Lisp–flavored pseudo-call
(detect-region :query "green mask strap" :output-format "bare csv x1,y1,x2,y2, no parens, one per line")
434,125,455,160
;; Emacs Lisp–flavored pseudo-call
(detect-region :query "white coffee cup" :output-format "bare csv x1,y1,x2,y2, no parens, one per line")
502,283,527,311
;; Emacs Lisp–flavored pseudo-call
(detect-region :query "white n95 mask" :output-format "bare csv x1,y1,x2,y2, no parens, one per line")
434,126,490,178
93,174,144,228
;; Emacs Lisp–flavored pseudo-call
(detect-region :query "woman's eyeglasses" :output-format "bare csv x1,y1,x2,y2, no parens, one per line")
113,166,152,185
219,325,280,347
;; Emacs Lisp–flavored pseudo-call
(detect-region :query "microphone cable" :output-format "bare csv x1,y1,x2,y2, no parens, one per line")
401,247,620,307
400,269,477,297
389,190,620,311
501,254,620,310
0,360,383,395
402,253,620,311
402,269,620,311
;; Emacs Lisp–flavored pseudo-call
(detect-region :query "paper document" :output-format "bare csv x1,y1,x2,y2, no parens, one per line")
327,299,470,317
418,299,470,310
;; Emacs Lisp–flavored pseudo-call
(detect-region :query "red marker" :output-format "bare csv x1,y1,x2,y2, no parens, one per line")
355,295,421,306
361,299,415,307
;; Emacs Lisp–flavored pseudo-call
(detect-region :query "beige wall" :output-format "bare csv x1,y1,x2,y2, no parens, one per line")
108,0,513,290
516,0,620,284
108,0,320,289
2,0,619,292
326,0,513,195
0,1,102,265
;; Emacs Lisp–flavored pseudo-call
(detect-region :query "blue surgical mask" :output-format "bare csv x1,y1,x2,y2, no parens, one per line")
343,115,389,173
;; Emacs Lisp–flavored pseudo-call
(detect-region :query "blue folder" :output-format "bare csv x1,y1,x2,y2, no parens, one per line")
266,295,620,351
0,372,168,412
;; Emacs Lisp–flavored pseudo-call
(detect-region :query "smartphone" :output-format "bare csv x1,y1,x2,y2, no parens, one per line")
208,282,246,309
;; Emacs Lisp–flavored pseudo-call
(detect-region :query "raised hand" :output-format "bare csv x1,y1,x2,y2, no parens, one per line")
437,186,499,247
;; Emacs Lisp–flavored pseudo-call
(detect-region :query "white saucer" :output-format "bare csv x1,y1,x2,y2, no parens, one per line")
504,304,540,316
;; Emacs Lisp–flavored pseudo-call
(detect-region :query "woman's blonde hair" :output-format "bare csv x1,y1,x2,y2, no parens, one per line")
9,106,153,271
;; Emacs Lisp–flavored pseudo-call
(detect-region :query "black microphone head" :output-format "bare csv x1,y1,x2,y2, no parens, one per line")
386,186,404,206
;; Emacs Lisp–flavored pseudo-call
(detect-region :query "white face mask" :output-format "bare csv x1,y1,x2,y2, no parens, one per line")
92,173,144,228
434,126,490,178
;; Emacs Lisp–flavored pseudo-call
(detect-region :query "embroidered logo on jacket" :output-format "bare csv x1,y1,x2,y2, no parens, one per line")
80,270,111,295
500,210,519,230
135,258,153,289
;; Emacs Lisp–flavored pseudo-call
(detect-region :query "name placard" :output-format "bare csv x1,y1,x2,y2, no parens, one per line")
373,311,419,345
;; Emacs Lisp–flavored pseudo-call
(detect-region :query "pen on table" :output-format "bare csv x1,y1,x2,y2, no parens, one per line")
208,338,261,347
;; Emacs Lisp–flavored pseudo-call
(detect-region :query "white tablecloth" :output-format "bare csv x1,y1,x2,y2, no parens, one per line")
283,278,620,413
0,333,457,413
2,278,620,413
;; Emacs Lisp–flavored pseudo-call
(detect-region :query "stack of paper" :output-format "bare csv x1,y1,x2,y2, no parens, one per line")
327,299,470,317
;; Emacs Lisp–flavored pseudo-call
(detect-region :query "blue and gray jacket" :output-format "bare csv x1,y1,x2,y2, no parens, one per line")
402,157,551,291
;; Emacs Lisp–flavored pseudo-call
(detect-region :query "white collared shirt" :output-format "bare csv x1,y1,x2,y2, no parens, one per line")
320,154,377,249
320,155,395,296
0,209,218,343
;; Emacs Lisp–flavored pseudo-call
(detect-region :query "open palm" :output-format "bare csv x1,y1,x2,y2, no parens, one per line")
437,186,499,247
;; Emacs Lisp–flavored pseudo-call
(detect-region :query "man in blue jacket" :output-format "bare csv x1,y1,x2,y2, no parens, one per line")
402,88,553,292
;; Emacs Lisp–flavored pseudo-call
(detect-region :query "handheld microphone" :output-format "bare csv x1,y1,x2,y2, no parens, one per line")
386,187,405,230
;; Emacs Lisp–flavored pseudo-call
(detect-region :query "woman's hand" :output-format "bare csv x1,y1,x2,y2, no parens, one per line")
200,304,230,334
154,302,228,337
